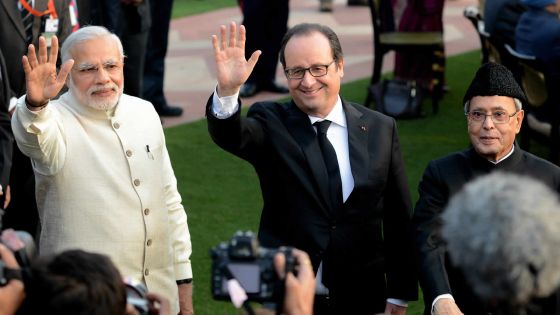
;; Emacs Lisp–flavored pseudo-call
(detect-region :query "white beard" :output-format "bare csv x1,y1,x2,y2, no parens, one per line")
68,78,122,111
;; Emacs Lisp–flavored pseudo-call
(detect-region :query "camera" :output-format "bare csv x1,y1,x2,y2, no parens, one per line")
125,278,152,315
0,208,36,287
210,231,295,303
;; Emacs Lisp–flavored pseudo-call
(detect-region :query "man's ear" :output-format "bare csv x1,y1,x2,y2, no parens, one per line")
515,109,525,134
337,58,344,78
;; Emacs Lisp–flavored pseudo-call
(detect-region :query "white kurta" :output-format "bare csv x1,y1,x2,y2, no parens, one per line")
12,91,192,314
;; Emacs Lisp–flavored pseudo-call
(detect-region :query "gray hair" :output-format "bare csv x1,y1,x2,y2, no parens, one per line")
442,172,560,307
463,98,523,113
61,26,124,63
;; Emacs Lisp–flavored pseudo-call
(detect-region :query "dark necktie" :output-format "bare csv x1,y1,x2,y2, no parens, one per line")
314,120,343,212
20,1,34,45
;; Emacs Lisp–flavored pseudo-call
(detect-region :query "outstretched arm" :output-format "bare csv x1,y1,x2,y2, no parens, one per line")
211,22,261,97
22,35,73,110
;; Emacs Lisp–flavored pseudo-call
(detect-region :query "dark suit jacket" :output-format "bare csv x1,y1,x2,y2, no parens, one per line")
0,0,72,98
0,48,12,196
207,97,418,313
413,147,560,315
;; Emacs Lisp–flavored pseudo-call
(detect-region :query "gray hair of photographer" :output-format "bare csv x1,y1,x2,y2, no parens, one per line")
442,172,560,308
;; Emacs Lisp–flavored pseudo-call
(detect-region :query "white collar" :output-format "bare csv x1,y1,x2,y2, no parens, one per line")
489,145,515,164
308,96,346,127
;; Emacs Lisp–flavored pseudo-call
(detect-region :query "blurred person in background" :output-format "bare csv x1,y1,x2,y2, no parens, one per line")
0,0,73,238
484,0,526,47
237,0,290,98
86,0,151,99
0,48,12,209
22,249,171,315
442,172,560,315
143,0,184,117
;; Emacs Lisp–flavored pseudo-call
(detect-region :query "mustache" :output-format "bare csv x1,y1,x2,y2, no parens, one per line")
88,83,119,95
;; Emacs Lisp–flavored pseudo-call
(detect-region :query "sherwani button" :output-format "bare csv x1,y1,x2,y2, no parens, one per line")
147,239,152,246
144,208,150,215
126,150,132,157
134,179,140,186
144,269,149,276
113,122,120,129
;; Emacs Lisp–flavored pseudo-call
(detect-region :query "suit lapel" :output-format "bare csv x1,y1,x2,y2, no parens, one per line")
285,102,333,217
343,101,369,189
1,0,27,41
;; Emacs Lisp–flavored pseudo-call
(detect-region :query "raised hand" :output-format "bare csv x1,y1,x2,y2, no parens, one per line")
211,22,261,97
22,35,74,108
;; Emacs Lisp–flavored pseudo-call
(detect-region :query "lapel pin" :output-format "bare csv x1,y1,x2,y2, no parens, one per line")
360,125,367,132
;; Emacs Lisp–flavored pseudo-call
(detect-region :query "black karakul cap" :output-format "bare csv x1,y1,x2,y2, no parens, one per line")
463,62,527,106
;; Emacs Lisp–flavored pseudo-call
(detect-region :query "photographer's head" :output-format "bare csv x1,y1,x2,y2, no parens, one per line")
442,172,560,309
25,249,127,315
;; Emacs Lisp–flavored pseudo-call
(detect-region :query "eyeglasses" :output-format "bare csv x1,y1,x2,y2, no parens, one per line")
284,61,335,80
465,110,518,124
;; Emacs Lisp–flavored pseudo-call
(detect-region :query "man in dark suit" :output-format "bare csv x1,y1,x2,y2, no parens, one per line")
207,22,418,314
0,48,13,209
142,0,184,117
0,0,72,235
413,62,560,315
0,0,72,97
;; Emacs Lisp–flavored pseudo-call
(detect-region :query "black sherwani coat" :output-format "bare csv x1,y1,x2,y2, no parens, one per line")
414,147,560,315
207,97,418,314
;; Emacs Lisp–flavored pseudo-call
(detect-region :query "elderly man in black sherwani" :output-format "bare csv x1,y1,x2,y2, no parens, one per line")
414,62,560,315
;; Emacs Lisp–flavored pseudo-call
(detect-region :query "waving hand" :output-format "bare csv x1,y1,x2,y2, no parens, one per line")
22,35,74,108
211,22,261,97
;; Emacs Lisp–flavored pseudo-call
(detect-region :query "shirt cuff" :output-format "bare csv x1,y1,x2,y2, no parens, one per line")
174,261,193,282
432,294,454,314
211,86,239,119
176,278,192,285
387,298,408,307
16,95,50,134
9,97,17,112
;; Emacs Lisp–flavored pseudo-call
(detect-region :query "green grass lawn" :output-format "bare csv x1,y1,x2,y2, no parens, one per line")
172,0,238,19
163,50,486,314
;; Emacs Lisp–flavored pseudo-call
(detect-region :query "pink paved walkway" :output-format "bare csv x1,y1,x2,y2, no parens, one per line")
161,0,479,127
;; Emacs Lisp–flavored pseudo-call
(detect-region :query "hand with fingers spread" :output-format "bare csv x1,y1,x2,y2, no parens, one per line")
274,248,315,315
211,22,261,97
22,35,74,109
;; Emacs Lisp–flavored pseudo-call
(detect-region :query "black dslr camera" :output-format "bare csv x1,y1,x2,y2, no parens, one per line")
210,231,295,303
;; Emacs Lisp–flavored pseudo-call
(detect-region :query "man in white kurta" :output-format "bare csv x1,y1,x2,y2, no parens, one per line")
11,27,193,314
